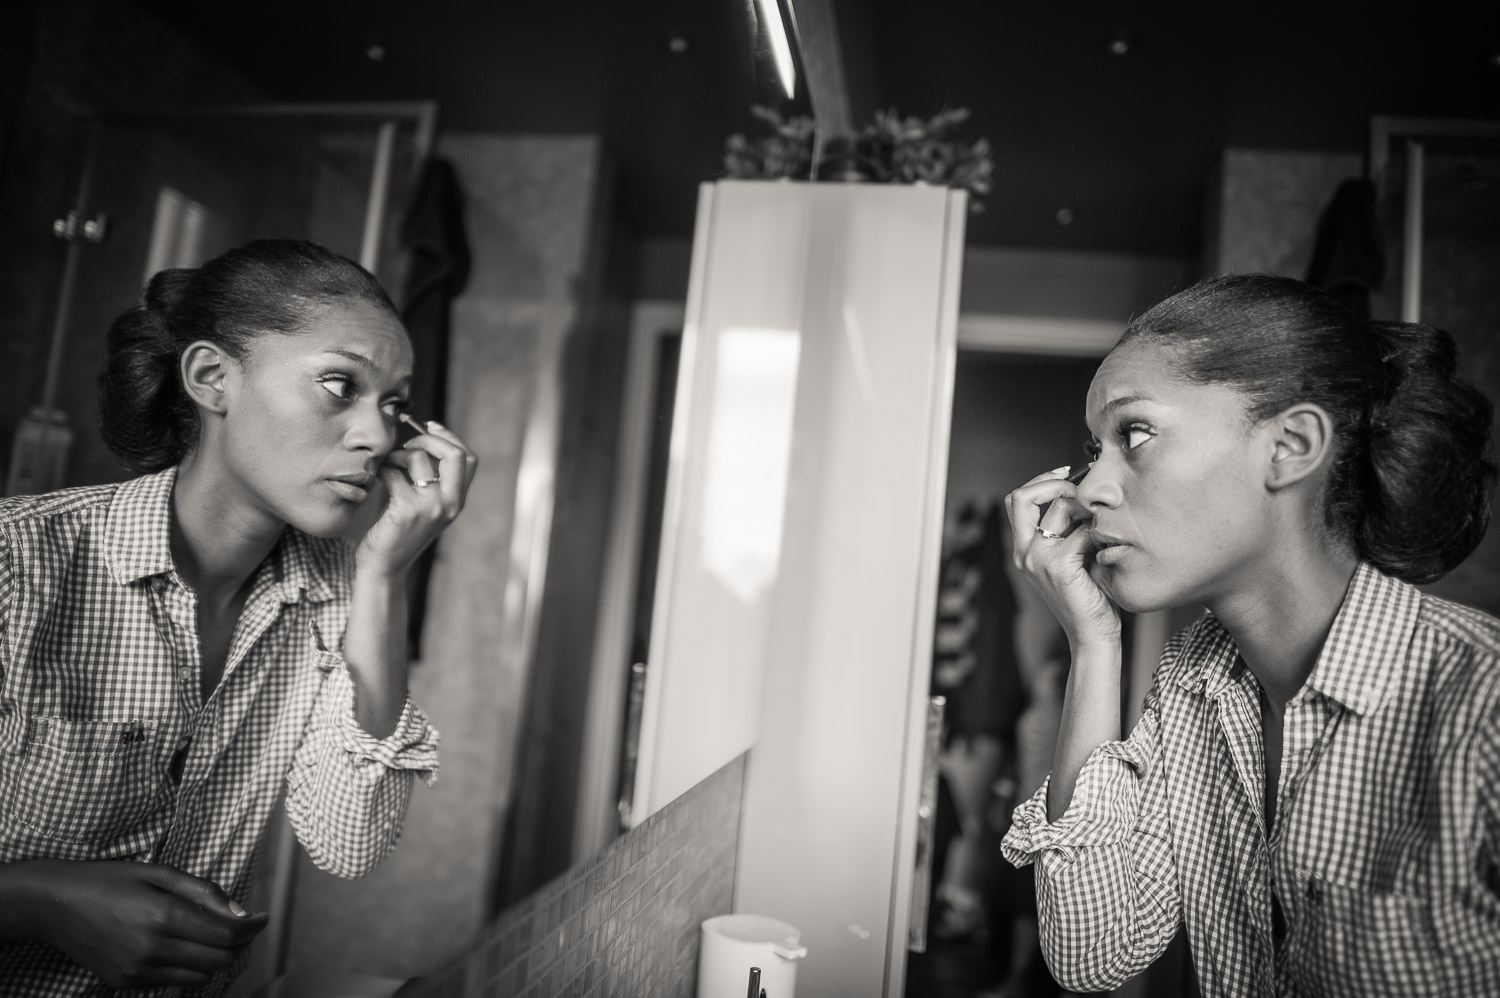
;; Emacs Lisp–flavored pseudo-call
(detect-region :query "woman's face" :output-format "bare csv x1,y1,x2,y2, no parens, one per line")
220,300,414,538
1077,338,1278,613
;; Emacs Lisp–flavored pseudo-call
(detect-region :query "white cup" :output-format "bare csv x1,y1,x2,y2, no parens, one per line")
696,914,808,998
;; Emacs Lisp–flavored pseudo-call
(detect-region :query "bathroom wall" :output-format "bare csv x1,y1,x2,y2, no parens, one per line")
634,233,1197,324
1206,147,1362,277
1207,145,1500,616
0,0,262,482
284,132,631,974
402,753,744,998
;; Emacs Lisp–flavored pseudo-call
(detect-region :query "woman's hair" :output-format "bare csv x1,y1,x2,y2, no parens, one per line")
97,239,397,474
1118,273,1496,585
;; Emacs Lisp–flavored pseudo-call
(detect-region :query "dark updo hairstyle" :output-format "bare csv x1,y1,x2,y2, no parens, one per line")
1118,273,1495,585
98,239,398,474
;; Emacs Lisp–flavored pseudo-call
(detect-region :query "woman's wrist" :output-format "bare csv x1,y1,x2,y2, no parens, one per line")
0,859,57,943
352,550,412,587
1069,631,1122,662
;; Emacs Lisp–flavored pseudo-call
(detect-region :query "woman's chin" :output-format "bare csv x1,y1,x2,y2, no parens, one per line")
286,501,362,540
1091,565,1176,616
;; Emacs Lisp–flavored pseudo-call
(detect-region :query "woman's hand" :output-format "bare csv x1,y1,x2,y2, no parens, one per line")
2,859,268,989
1003,465,1120,651
355,419,478,579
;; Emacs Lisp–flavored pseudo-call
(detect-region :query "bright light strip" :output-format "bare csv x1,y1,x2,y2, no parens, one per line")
755,0,797,99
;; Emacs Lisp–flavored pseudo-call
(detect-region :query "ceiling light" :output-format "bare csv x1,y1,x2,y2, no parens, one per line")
365,43,387,62
663,34,692,55
1107,32,1133,57
755,0,797,99
1056,208,1075,226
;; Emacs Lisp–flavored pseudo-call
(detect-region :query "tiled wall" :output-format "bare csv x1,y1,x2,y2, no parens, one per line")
402,754,744,998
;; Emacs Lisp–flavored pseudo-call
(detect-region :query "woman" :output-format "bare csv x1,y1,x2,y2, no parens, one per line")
0,240,476,996
1001,274,1498,996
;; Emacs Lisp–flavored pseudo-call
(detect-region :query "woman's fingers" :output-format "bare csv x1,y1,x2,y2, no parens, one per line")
400,421,475,512
1004,467,1084,563
417,420,479,491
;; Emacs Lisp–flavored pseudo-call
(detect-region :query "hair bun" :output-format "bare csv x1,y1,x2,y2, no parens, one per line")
141,267,195,329
96,269,201,473
1361,319,1496,584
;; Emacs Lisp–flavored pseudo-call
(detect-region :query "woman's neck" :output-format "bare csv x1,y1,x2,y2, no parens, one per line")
170,451,285,607
1206,540,1360,708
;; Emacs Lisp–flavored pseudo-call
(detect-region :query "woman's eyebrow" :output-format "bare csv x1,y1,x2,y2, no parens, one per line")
1101,393,1153,414
320,349,412,387
322,348,376,369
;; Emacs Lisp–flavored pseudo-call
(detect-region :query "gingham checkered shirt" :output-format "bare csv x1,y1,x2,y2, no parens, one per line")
0,468,440,997
1003,562,1500,996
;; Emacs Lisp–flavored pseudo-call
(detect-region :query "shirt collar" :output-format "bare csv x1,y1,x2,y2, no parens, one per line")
1177,562,1420,716
104,467,177,585
105,466,341,604
1301,561,1419,715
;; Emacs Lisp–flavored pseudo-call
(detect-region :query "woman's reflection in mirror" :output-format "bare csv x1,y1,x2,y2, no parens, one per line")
1002,274,1498,996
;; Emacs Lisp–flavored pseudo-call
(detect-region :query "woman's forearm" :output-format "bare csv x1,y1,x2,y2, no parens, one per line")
341,568,410,739
1046,639,1123,822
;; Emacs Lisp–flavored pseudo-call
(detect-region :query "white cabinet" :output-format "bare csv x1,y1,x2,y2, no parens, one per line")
634,179,965,996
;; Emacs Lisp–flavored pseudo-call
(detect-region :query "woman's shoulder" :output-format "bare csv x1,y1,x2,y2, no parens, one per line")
0,482,122,529
1412,591,1500,708
1415,590,1500,656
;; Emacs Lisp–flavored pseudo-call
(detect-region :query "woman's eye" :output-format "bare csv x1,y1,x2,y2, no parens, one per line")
317,375,353,400
381,399,409,418
1123,425,1155,450
1084,438,1101,461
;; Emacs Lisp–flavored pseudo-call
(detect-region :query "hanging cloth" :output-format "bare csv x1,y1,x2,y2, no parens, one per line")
1305,177,1384,318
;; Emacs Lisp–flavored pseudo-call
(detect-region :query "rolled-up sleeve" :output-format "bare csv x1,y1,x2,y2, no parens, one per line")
284,649,440,878
1001,670,1181,992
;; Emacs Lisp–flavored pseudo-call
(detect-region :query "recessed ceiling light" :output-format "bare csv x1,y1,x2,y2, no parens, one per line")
662,34,692,55
1107,32,1133,57
365,43,387,62
1056,208,1075,226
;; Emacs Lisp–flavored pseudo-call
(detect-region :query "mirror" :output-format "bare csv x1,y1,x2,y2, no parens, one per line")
4,3,1493,996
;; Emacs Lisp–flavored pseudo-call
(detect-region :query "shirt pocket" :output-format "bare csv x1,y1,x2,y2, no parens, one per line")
0,716,169,845
1290,873,1444,997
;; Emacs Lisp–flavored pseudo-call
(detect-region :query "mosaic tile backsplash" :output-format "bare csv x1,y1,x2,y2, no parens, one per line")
402,753,744,998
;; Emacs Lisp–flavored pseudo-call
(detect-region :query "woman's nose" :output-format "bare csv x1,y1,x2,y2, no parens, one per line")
1076,459,1122,510
344,403,396,455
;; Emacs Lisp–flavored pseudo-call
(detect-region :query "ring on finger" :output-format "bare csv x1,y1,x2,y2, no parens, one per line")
411,475,441,488
1036,526,1065,540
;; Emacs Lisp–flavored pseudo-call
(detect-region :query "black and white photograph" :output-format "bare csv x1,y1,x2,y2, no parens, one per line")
0,2,1496,996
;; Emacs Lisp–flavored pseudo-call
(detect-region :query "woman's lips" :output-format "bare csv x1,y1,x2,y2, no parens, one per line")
326,477,372,503
1094,543,1130,567
1088,528,1131,567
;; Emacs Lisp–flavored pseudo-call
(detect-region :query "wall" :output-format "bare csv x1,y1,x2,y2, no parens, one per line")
284,133,624,974
402,753,744,998
1207,147,1362,277
0,0,263,482
1395,146,1500,615
634,234,1197,324
1208,146,1500,616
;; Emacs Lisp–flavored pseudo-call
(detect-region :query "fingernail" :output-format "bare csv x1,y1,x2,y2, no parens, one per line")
229,900,248,917
428,420,444,430
1050,466,1070,475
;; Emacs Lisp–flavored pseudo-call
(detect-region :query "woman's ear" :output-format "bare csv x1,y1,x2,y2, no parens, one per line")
1265,402,1337,492
180,341,233,414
